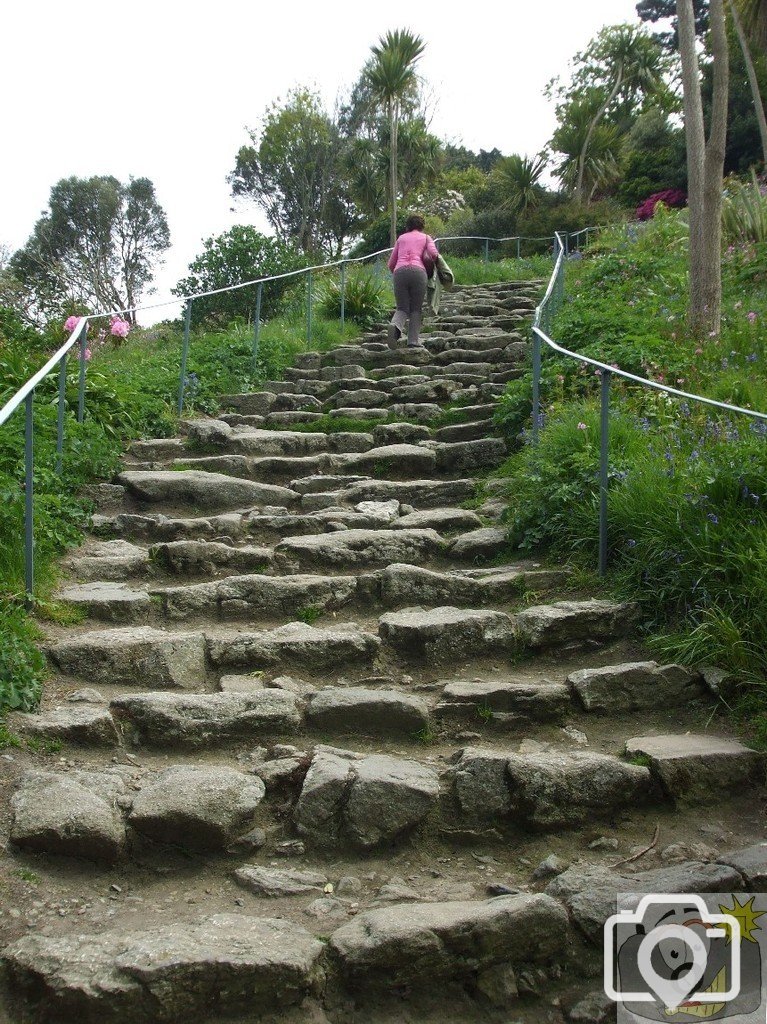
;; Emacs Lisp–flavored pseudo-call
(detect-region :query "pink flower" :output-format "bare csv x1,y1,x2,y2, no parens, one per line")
748,311,758,323
694,347,703,355
84,348,92,361
110,317,130,338
577,422,587,430
64,315,81,332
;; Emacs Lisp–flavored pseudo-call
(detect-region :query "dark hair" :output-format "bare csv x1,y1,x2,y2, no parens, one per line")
404,214,425,232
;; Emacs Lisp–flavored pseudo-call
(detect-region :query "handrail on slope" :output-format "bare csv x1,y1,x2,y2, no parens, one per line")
530,232,767,576
0,228,589,597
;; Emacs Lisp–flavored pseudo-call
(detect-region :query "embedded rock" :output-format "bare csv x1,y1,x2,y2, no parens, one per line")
10,769,127,863
513,599,641,648
48,627,207,690
118,470,297,510
129,765,265,850
379,606,515,663
568,661,707,713
305,687,430,736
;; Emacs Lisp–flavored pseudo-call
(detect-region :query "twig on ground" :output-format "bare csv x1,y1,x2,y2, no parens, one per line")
610,823,659,868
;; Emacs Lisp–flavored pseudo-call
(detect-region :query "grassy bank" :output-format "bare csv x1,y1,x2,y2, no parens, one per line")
493,210,767,734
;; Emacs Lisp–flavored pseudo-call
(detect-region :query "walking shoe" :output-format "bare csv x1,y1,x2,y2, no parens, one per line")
387,324,401,346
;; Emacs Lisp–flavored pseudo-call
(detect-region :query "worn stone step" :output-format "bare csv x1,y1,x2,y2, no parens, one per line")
451,747,653,830
206,622,381,673
275,528,446,571
336,442,437,479
514,599,641,649
172,453,332,483
48,626,208,690
304,686,430,736
294,746,440,849
568,661,707,713
341,477,479,508
379,606,516,663
624,733,764,804
112,690,301,747
433,438,508,472
117,470,298,511
2,914,324,1020
150,572,360,621
330,893,568,992
434,418,496,443
149,539,273,575
64,540,150,581
436,678,571,725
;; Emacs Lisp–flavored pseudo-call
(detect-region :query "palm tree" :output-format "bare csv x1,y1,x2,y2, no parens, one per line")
366,29,426,245
575,25,669,202
491,154,547,215
739,0,767,46
552,99,625,198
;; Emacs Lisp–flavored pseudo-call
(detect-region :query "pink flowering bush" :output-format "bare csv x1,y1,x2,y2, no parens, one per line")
64,315,81,333
110,317,130,339
636,190,687,221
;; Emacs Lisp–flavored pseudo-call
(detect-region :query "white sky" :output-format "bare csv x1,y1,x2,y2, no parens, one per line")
1,0,641,320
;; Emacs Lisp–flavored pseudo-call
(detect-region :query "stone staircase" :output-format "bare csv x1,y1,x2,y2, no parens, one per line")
1,280,765,1024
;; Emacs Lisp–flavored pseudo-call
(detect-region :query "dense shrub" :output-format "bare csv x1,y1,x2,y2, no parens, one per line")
635,189,687,221
317,269,389,327
173,226,308,327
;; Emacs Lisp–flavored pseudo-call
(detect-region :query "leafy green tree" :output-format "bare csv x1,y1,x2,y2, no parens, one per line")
366,29,426,245
173,226,307,327
636,0,709,48
550,96,625,199
11,176,169,326
617,107,688,206
229,89,359,257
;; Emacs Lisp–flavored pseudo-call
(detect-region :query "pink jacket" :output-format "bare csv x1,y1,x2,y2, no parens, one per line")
388,230,439,272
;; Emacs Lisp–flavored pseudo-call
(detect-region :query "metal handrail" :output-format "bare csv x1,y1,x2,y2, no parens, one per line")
530,231,767,576
1,227,593,597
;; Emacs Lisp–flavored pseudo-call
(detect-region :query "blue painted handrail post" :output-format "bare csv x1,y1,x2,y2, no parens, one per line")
483,239,489,264
77,324,88,423
531,329,542,445
340,262,346,329
24,393,34,597
306,270,313,346
55,354,67,474
177,299,193,415
252,282,262,373
599,370,611,576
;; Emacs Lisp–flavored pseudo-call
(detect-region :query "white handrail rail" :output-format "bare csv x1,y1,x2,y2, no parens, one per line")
0,319,87,428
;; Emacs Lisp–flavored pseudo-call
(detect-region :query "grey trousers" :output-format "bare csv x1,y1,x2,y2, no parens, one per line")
392,266,428,346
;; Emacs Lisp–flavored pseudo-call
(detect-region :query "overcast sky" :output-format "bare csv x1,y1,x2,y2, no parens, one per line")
2,0,642,319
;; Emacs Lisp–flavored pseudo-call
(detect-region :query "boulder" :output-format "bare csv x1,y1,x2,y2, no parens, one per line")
129,766,265,850
11,769,127,863
718,844,767,890
57,582,152,623
436,679,570,724
67,540,149,582
149,540,272,575
338,443,437,479
449,527,508,561
433,438,507,472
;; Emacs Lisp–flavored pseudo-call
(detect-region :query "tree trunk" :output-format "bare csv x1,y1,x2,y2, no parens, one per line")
575,67,623,204
730,0,767,165
677,0,729,336
389,100,398,247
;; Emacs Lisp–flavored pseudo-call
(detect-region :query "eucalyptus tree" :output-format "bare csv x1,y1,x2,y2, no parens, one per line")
11,176,169,325
365,29,426,245
728,0,767,164
677,0,729,334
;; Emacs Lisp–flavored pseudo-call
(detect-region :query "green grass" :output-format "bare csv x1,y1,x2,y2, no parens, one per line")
494,208,767,688
445,254,553,285
296,606,323,625
14,868,40,885
0,721,22,750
